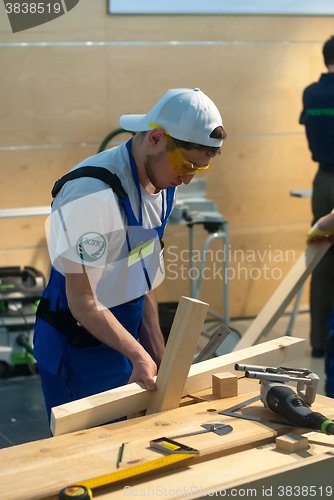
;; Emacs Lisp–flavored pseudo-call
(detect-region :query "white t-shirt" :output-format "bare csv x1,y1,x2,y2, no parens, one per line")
46,142,172,307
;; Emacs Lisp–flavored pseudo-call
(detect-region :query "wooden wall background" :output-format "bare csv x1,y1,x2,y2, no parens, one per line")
0,0,332,317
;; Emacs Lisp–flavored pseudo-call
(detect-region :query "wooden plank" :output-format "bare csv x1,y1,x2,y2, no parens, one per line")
234,239,331,351
50,380,150,436
183,335,304,395
2,386,334,500
51,336,304,435
96,443,334,500
146,296,209,415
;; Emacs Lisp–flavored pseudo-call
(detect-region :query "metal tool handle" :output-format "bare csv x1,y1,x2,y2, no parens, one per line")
297,372,319,405
194,324,230,363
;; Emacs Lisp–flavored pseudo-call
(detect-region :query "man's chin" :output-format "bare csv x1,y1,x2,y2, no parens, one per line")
152,182,168,191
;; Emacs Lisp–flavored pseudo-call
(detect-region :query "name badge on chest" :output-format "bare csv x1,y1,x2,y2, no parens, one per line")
128,239,155,267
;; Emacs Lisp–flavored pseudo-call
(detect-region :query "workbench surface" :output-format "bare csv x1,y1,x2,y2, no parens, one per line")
1,380,334,500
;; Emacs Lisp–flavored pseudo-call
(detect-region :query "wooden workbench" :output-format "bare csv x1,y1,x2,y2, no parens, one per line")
1,379,334,500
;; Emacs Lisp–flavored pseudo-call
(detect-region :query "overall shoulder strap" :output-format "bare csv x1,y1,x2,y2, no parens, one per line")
165,186,176,220
51,166,127,201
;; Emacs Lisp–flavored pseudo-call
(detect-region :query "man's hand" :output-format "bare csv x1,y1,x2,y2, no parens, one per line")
307,213,334,244
128,354,157,391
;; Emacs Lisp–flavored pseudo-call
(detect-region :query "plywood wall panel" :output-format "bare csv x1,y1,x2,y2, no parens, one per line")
0,0,333,43
204,134,315,229
0,47,110,147
104,42,326,137
0,218,46,250
0,42,326,148
0,145,98,208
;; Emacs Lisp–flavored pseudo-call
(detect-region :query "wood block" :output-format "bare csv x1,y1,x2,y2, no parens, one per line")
146,296,209,415
276,433,309,453
212,372,238,398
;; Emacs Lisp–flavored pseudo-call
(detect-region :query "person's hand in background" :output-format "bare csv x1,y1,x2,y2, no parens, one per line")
307,212,334,244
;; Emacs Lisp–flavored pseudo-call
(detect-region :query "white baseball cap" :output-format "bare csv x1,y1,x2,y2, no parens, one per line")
119,88,224,147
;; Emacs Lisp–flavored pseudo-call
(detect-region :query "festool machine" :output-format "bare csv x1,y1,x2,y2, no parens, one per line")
0,266,45,377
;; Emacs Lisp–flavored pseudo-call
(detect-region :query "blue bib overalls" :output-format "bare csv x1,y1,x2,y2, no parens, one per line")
34,140,175,424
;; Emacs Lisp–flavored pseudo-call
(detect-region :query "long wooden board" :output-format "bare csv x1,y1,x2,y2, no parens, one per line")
234,239,331,351
146,296,208,415
96,439,334,499
1,383,334,500
51,336,305,435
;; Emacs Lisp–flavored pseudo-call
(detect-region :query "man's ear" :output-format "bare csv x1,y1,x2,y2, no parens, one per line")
147,128,165,148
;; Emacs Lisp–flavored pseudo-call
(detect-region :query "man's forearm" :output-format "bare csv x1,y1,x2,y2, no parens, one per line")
67,285,145,363
64,268,158,389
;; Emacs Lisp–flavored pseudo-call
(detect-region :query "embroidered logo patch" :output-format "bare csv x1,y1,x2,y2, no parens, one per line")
76,232,106,263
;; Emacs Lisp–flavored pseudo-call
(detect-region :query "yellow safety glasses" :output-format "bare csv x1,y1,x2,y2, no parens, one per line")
148,123,212,176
